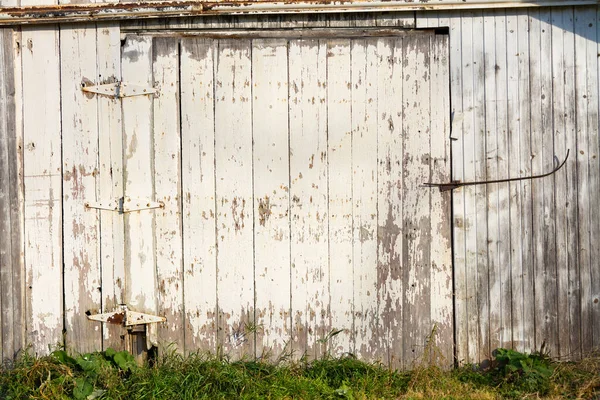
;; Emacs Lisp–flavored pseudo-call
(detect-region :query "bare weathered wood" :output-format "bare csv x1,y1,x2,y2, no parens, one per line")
461,11,486,364
289,39,330,360
374,11,415,27
516,10,535,355
506,10,525,353
0,27,10,360
180,37,219,353
60,23,102,354
551,7,577,359
482,11,500,361
251,38,291,360
593,7,600,352
574,6,596,357
214,39,255,359
0,27,23,361
327,39,354,357
471,12,489,364
491,9,513,355
415,11,439,27
448,14,467,364
152,37,185,352
127,28,433,39
96,23,126,351
13,27,25,360
123,12,415,32
561,8,581,359
537,9,560,358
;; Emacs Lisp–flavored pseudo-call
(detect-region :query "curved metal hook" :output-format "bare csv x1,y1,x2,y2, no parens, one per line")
424,149,570,192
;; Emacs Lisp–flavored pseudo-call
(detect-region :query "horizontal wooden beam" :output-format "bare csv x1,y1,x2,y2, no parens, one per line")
0,0,595,26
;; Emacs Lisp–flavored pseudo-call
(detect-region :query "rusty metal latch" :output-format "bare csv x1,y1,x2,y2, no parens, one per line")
424,150,570,192
85,196,164,213
82,80,158,98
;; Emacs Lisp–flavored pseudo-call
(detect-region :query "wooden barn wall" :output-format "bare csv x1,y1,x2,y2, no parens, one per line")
417,6,600,364
2,4,600,366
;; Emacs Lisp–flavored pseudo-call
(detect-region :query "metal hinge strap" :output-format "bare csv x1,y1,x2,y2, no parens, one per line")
87,307,166,326
82,80,158,98
85,197,164,213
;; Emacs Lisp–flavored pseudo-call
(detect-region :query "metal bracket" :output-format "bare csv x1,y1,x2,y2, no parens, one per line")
87,305,166,327
85,197,164,213
82,80,158,99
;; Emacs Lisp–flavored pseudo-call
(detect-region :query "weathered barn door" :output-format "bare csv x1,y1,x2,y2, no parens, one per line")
71,28,451,368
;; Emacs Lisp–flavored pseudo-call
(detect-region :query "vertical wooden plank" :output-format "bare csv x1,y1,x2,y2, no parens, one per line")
327,39,354,357
534,9,560,358
448,13,468,364
551,8,575,359
181,38,218,354
252,39,291,360
493,9,513,353
529,8,543,355
289,39,329,360
561,8,580,359
470,11,488,364
376,37,404,368
483,10,501,361
574,6,596,357
121,36,157,319
429,33,453,367
402,33,432,366
214,39,254,359
506,11,526,353
153,37,184,352
22,26,63,355
0,28,10,361
457,11,478,364
593,7,600,352
96,23,125,351
351,38,380,363
60,24,102,354
517,9,534,354
13,28,26,359
0,27,20,360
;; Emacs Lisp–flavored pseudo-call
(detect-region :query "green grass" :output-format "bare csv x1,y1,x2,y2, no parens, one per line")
0,347,598,399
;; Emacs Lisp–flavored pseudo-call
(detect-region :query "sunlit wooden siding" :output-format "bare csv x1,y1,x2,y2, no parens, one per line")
418,6,600,364
173,33,452,368
1,19,452,368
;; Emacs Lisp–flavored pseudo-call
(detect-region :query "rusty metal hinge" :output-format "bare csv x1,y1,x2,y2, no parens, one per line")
87,305,166,327
424,150,570,192
81,80,158,99
88,305,166,349
85,197,164,213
